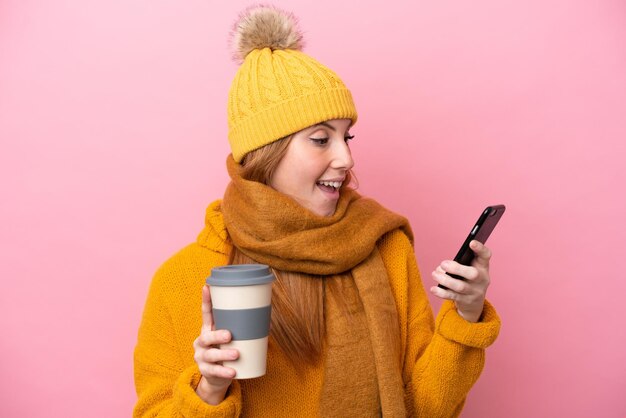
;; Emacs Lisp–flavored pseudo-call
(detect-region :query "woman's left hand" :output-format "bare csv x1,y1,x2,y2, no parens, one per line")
429,240,491,323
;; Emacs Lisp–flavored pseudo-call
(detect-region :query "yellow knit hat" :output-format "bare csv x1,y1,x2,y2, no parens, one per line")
227,5,358,163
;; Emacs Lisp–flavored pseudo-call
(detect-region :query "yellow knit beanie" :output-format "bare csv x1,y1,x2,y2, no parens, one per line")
227,5,358,163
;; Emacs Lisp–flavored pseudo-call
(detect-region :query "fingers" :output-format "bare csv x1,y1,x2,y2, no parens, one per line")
194,286,236,400
195,344,238,380
431,268,471,294
438,261,479,282
429,273,486,311
430,248,492,321
194,329,239,380
202,285,214,331
469,240,491,269
430,283,462,301
201,347,240,364
198,362,237,380
194,329,233,350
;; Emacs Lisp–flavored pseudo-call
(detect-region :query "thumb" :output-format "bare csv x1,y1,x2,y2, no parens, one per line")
201,285,214,330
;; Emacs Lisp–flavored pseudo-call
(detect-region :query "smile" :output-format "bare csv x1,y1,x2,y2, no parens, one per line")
316,180,343,189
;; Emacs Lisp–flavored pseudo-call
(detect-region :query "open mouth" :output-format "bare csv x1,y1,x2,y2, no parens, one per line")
316,180,343,194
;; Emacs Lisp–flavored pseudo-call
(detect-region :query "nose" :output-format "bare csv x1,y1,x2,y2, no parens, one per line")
330,138,354,171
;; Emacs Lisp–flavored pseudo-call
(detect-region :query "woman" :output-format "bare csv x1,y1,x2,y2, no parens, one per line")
134,5,501,417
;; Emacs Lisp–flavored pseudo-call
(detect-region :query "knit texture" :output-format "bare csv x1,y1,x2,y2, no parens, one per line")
221,155,412,274
227,47,358,162
222,157,409,415
133,202,501,417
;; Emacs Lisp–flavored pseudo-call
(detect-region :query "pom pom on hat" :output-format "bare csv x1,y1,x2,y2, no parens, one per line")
230,4,304,64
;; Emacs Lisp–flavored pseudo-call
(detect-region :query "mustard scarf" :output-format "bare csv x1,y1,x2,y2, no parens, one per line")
222,155,412,416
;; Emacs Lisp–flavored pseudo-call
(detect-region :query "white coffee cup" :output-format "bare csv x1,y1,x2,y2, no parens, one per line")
206,264,275,379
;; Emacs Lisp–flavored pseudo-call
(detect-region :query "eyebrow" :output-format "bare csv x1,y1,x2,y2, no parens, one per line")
316,122,336,131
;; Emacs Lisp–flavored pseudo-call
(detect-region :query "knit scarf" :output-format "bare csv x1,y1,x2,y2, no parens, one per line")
221,155,413,417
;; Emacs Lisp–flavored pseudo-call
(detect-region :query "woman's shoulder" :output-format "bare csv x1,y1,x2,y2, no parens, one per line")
377,227,414,259
150,242,229,296
147,200,230,296
377,227,419,287
156,241,226,273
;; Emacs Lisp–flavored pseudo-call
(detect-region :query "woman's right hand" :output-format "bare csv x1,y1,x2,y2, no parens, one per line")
193,285,239,405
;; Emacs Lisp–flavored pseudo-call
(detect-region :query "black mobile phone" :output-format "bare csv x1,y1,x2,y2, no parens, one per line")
438,205,506,290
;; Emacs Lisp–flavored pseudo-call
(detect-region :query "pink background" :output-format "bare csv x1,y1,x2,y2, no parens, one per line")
1,1,625,417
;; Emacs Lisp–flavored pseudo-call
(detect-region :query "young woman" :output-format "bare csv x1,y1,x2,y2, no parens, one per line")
134,5,501,417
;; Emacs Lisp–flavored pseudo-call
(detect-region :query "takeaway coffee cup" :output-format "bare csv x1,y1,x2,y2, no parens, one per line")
206,264,275,379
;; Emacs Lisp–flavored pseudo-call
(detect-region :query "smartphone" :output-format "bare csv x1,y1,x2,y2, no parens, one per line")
438,205,506,290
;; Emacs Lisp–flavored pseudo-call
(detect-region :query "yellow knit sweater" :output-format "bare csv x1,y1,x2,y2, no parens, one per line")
134,201,501,417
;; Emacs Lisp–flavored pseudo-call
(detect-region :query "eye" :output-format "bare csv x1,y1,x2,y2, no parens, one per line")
344,135,355,143
310,137,329,145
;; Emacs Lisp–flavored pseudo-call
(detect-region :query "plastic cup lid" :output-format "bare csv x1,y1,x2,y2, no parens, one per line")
206,264,275,286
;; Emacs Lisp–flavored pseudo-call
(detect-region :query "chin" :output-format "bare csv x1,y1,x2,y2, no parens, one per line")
318,205,337,217
303,198,338,217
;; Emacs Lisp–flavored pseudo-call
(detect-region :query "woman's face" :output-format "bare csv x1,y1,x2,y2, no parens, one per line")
269,118,354,217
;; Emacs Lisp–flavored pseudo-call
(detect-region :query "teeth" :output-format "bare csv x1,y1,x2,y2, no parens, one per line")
318,180,342,189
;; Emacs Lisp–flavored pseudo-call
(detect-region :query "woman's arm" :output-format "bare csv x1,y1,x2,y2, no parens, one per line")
133,265,242,417
406,296,500,417
379,230,501,418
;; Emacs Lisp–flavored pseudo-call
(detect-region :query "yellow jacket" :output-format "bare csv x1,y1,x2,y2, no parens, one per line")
134,201,501,417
